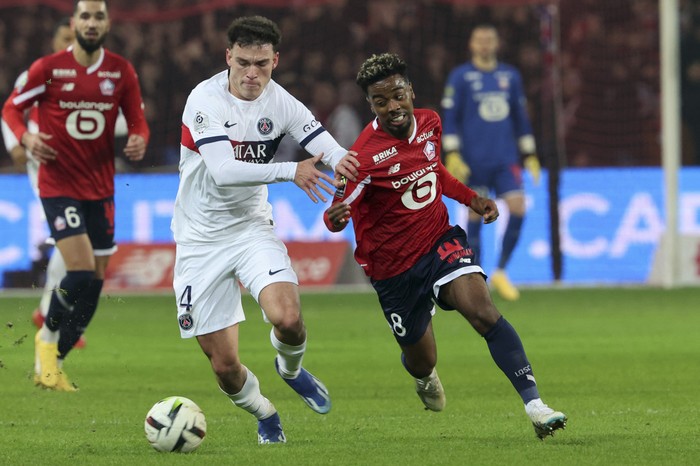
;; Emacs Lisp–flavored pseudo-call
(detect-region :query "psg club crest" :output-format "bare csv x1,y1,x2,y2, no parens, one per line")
257,117,273,135
423,141,436,161
179,313,194,330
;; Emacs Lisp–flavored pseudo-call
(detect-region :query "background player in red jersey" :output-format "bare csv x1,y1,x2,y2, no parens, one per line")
2,18,80,346
324,53,566,439
1,0,149,391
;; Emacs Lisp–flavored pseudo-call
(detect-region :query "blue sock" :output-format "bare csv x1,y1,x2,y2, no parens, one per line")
45,271,94,332
467,220,482,264
484,316,539,404
498,215,523,270
58,278,103,358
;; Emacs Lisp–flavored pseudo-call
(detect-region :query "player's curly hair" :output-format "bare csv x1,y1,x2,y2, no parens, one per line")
227,16,282,51
356,53,409,95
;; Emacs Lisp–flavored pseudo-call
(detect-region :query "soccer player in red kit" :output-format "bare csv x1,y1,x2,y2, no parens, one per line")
2,0,149,391
324,53,566,439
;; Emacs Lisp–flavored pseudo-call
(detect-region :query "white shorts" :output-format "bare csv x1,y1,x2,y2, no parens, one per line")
173,223,298,338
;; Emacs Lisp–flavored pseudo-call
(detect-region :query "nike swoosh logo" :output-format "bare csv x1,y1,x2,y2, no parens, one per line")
268,268,287,275
224,121,237,128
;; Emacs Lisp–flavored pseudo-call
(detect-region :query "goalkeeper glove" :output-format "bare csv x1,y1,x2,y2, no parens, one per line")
444,151,470,184
523,154,541,186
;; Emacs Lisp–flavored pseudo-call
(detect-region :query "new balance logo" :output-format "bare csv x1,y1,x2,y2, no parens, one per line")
61,83,75,92
388,163,400,174
224,121,237,128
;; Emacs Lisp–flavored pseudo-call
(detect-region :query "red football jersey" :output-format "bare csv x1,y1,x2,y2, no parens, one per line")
328,109,476,280
1,48,149,199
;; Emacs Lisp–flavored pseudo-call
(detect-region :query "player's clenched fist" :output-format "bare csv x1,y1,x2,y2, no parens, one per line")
326,202,350,230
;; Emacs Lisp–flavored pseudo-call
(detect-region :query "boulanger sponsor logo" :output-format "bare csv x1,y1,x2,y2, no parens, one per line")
59,100,114,112
391,161,438,189
372,146,397,164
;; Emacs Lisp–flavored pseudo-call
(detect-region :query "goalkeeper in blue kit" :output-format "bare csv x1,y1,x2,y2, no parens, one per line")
441,23,540,301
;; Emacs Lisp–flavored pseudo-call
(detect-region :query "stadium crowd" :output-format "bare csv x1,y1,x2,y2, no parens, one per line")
2,0,698,170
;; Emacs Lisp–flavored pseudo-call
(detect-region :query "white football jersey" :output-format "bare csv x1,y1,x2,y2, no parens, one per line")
172,71,345,244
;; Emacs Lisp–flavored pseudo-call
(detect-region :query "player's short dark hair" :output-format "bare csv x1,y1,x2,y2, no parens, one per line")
74,0,107,13
54,17,71,36
227,16,282,51
356,53,409,95
470,23,498,37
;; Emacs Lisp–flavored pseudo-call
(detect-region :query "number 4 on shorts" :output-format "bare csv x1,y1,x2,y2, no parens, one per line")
179,285,193,311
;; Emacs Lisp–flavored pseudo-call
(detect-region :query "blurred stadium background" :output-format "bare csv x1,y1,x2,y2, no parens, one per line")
1,0,699,291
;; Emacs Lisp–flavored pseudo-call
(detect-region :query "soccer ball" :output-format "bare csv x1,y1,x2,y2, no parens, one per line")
144,396,207,453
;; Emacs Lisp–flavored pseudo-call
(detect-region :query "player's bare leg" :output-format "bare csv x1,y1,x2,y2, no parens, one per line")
197,325,283,444
260,282,331,414
400,323,445,412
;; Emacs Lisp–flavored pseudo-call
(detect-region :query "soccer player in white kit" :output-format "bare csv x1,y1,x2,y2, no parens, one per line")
172,16,359,444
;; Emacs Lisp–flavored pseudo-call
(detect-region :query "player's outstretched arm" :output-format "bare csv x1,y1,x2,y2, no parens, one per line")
469,195,499,224
294,153,338,204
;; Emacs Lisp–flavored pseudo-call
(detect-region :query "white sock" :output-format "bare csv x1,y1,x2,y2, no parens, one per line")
40,249,66,317
417,368,437,383
270,328,305,379
525,398,548,413
222,367,276,420
39,324,59,343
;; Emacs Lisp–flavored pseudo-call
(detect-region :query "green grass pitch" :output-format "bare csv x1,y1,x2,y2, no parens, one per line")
1,287,699,465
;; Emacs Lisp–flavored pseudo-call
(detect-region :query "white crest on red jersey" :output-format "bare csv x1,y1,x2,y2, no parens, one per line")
99,79,115,96
423,140,436,161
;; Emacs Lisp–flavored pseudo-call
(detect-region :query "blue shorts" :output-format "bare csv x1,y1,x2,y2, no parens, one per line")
41,196,116,254
469,163,523,198
371,225,485,346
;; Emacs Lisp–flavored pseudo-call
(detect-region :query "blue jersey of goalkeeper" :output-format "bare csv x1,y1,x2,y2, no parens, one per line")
440,62,535,174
